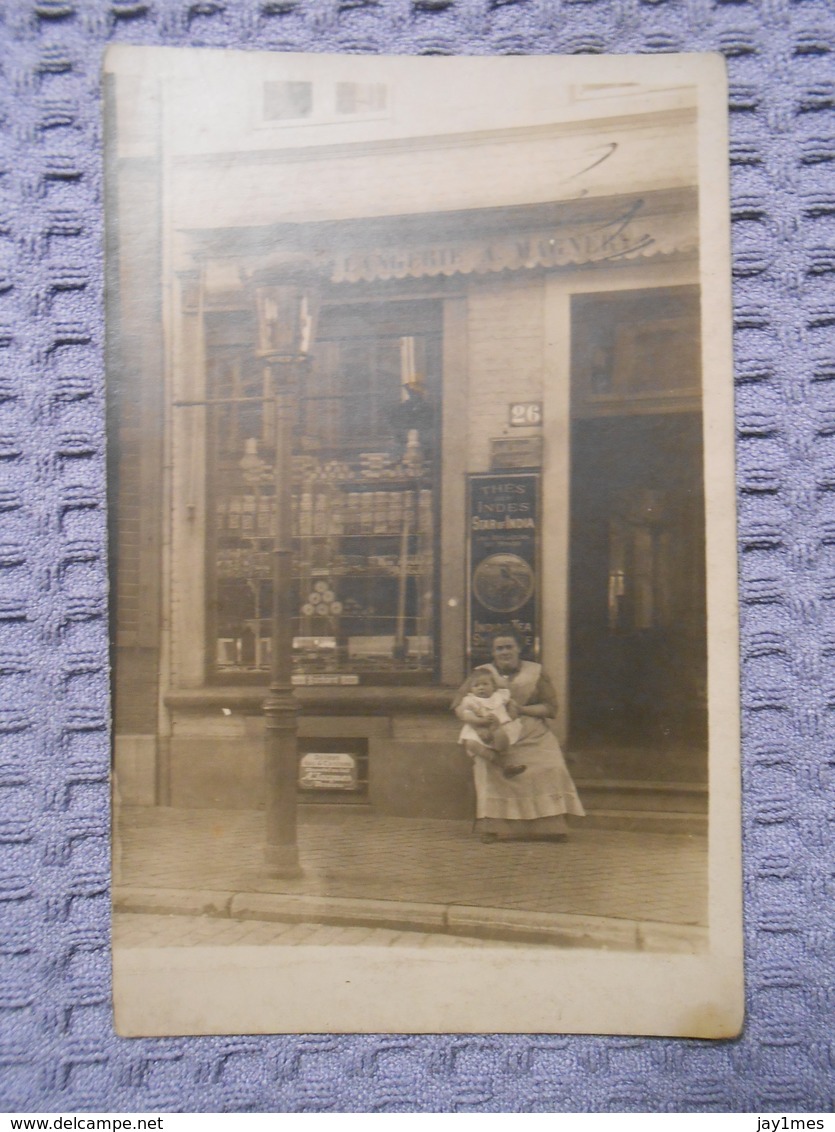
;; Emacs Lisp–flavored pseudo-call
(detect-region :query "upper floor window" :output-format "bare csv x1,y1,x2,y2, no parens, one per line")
260,81,391,128
263,81,313,122
335,82,388,115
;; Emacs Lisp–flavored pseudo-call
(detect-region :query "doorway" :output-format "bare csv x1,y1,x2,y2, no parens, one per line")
568,286,706,756
569,413,706,747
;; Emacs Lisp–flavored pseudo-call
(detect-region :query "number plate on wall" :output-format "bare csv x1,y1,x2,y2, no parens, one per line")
509,401,543,427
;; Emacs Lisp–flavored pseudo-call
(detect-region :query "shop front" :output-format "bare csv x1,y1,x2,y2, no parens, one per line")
108,60,706,819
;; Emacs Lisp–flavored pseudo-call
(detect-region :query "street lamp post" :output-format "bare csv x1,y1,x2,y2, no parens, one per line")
250,256,322,878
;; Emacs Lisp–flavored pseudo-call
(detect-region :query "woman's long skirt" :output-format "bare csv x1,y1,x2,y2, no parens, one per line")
470,718,585,841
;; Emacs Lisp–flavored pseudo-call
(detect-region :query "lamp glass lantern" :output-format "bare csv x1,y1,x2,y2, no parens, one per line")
254,280,321,361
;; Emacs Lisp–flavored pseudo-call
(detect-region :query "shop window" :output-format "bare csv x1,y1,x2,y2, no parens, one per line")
206,300,442,685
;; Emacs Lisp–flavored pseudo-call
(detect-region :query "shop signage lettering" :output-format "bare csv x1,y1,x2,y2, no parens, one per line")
471,515,535,530
291,673,360,686
299,751,358,792
490,435,544,469
339,246,464,277
468,473,539,663
330,201,693,284
334,224,653,280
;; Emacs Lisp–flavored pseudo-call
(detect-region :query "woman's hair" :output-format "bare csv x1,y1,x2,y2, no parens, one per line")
488,627,525,650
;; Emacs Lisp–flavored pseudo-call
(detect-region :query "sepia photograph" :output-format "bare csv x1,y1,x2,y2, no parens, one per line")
106,47,742,1036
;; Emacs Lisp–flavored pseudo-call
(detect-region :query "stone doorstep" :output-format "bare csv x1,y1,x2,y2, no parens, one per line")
574,779,708,814
573,777,709,834
581,810,707,835
113,887,706,953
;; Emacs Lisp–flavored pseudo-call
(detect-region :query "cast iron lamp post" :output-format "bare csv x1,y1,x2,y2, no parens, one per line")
250,254,322,878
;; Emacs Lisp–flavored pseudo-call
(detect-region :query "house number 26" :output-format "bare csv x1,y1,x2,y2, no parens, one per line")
509,402,543,427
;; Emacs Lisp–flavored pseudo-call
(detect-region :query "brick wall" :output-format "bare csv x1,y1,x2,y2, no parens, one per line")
466,274,546,472
113,648,160,734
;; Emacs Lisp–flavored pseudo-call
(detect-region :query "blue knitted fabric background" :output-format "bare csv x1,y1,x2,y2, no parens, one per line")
1,0,833,1113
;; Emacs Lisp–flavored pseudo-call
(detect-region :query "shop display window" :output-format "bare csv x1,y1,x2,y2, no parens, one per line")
206,300,442,685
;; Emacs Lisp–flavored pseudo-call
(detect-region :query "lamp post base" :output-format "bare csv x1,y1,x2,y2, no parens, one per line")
263,681,302,880
263,843,303,879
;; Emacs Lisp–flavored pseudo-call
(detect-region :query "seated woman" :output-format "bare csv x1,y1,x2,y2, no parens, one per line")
452,630,585,842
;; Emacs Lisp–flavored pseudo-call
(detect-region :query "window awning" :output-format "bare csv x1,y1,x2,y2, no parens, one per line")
331,206,696,284
189,188,698,299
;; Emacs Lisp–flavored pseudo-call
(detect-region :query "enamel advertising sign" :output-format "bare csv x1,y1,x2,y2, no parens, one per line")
468,472,539,664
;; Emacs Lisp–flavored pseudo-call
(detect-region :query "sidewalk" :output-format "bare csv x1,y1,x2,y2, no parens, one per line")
114,804,708,952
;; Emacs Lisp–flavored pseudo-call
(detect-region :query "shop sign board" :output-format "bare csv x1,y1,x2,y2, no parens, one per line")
490,435,544,469
298,751,359,792
291,674,360,686
467,472,539,664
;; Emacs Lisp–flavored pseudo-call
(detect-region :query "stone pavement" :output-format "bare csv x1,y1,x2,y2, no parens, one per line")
114,805,708,951
114,912,532,949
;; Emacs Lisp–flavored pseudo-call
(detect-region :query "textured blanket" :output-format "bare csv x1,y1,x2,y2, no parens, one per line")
1,0,833,1113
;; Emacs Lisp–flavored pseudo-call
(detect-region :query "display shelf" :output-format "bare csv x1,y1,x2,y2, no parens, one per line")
291,615,424,622
294,573,425,580
211,449,435,678
317,535,417,547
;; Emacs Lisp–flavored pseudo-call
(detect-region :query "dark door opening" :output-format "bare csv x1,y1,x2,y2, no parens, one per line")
569,412,707,750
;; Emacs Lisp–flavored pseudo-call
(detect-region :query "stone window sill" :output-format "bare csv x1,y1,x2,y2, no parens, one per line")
165,684,456,716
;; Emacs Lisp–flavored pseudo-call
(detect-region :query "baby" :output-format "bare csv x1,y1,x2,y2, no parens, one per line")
456,669,527,778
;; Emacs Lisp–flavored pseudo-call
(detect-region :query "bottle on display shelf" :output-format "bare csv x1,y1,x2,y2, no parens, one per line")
360,492,374,535
373,492,387,534
313,493,327,535
299,491,313,536
346,493,360,536
257,497,272,535
419,489,432,533
403,429,422,475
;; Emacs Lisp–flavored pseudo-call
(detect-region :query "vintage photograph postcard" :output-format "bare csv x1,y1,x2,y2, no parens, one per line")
107,47,742,1036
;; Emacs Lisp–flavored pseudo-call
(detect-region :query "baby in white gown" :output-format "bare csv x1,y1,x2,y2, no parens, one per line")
456,669,526,779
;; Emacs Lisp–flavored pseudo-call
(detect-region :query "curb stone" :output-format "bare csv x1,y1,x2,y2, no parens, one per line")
113,886,706,953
